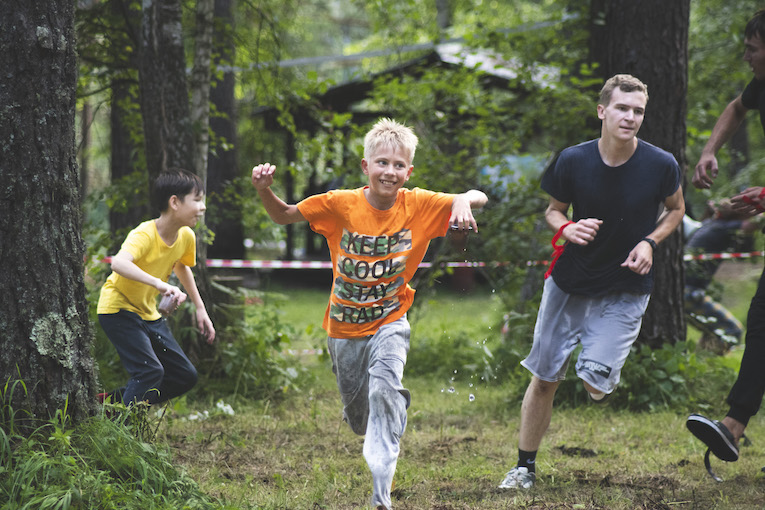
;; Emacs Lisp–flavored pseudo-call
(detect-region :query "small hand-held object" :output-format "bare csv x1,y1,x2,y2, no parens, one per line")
158,294,178,317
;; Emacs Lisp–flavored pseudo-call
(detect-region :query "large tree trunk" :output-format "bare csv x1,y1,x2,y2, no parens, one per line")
0,0,97,427
207,0,244,260
590,0,690,348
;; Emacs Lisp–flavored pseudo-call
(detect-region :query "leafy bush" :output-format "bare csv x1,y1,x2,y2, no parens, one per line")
618,341,738,412
547,340,738,412
179,285,307,401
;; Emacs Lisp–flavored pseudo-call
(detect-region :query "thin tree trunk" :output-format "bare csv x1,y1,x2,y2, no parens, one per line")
191,0,214,182
79,101,92,195
110,78,150,249
0,0,97,427
207,0,244,260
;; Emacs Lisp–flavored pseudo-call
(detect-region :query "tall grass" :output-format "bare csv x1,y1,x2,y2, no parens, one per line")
0,383,223,510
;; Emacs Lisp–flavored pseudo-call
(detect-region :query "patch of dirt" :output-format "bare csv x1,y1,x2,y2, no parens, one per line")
713,260,762,281
555,444,597,457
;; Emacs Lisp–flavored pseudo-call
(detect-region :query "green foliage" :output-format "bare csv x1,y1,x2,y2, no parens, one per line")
168,284,307,401
618,341,738,412
546,340,738,412
686,0,765,215
0,377,33,439
407,330,496,383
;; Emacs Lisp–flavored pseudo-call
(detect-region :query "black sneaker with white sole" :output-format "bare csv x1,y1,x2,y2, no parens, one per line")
686,413,739,462
587,391,611,405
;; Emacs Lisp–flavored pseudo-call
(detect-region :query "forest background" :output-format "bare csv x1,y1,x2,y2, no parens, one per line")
4,0,765,508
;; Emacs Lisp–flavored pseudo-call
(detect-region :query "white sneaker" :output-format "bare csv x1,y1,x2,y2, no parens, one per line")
498,466,535,489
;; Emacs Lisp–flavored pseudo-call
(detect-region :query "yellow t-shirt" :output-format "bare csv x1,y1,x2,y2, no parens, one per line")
297,187,454,338
97,220,196,321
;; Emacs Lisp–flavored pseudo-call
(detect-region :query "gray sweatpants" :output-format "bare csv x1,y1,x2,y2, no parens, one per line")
328,316,411,510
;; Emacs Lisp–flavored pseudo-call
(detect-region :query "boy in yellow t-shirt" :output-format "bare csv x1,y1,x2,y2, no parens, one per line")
251,118,487,510
97,168,215,406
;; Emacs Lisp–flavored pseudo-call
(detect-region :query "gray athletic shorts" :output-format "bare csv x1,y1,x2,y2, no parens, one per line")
521,277,650,394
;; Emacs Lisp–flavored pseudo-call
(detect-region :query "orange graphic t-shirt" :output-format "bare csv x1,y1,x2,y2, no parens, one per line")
297,187,454,338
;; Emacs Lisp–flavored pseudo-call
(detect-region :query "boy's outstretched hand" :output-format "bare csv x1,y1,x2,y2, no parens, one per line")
449,191,487,233
252,163,276,190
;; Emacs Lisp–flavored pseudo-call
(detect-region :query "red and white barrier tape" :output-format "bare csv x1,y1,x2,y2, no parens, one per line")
684,251,764,261
206,259,492,269
205,251,765,267
96,251,765,270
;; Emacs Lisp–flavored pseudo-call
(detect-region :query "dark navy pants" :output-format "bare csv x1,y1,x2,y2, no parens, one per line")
98,310,197,405
727,267,765,425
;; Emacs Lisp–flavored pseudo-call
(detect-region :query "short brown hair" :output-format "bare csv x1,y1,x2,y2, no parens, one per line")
598,74,649,106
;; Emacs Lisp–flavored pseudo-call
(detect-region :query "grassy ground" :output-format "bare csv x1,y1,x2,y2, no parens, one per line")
160,262,765,509
165,357,765,509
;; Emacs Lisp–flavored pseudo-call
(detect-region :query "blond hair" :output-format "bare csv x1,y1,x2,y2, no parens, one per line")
598,74,649,106
363,118,418,163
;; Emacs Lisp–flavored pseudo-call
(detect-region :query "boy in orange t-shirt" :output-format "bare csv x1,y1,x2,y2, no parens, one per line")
251,118,487,510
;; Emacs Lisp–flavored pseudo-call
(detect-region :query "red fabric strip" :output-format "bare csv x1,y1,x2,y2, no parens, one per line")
544,221,575,280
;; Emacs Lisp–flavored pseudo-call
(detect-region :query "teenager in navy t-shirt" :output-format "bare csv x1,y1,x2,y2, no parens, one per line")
498,74,684,491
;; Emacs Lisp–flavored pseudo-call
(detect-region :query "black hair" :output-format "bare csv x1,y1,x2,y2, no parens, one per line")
745,9,765,42
152,168,205,213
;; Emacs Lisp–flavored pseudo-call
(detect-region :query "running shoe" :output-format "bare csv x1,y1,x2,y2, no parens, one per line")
498,466,535,489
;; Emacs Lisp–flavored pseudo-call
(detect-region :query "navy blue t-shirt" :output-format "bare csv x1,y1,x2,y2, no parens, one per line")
541,139,681,296
741,77,765,134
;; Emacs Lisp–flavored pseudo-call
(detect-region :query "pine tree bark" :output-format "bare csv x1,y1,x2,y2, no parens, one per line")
0,0,97,427
590,0,690,347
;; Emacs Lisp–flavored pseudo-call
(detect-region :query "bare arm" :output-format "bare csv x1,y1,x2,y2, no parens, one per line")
449,189,488,232
545,196,602,245
251,163,307,225
645,186,685,245
111,250,185,301
174,264,215,344
621,186,685,275
693,95,748,189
